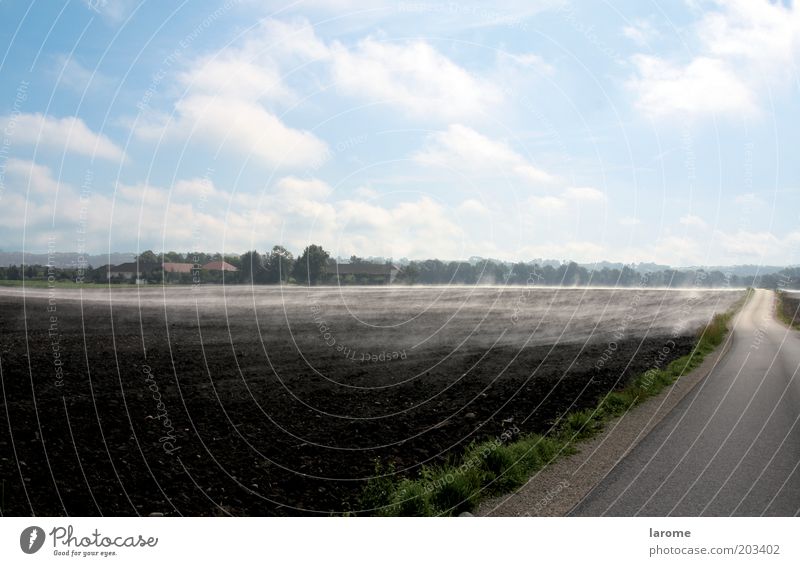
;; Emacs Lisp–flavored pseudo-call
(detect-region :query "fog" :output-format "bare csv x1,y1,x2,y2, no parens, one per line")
4,285,745,351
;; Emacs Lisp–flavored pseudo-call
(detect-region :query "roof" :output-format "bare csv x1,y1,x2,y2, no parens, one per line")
109,262,159,273
331,263,399,276
202,261,238,272
162,262,196,273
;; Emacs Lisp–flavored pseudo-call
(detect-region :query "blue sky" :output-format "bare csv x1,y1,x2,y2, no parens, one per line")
0,0,798,266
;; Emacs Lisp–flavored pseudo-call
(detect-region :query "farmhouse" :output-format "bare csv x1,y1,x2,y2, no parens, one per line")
202,261,238,272
329,263,400,284
101,260,239,283
162,262,195,274
101,262,159,282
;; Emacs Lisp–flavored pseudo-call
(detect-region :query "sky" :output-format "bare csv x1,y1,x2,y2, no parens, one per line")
0,0,798,266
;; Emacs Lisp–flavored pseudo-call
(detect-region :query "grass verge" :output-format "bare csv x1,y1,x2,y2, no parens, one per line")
357,289,753,516
0,280,197,289
0,279,132,288
776,290,800,330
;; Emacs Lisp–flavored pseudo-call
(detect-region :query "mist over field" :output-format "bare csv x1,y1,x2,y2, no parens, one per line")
5,286,744,351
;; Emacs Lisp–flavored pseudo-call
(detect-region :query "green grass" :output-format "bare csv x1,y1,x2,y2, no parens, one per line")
0,279,130,288
0,279,197,288
357,289,752,516
360,434,568,516
776,290,800,330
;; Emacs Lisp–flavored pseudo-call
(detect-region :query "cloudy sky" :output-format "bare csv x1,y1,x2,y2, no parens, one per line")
0,0,798,266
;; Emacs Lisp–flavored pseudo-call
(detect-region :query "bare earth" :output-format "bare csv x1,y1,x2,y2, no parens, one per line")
0,285,742,515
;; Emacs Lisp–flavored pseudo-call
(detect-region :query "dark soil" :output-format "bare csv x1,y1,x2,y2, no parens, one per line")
0,292,696,516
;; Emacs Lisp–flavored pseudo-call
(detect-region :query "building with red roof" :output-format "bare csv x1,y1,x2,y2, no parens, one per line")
202,261,238,272
162,262,196,274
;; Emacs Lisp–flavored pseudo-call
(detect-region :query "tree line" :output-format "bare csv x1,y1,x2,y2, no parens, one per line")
0,245,798,289
400,260,799,288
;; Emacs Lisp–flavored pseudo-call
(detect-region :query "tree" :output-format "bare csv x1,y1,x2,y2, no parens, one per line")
619,265,637,286
265,245,294,283
240,250,267,284
137,250,158,265
293,244,329,285
400,263,419,284
88,266,107,284
489,262,510,284
509,262,528,284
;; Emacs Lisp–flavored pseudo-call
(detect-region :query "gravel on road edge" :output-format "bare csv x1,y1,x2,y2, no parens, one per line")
476,311,741,517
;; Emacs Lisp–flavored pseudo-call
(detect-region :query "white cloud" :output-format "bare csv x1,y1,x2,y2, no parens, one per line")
414,124,557,185
619,216,641,226
699,0,800,71
133,18,330,169
632,228,800,266
715,229,781,259
110,181,277,253
275,176,333,200
564,186,605,202
252,19,548,136
354,186,379,199
178,55,293,102
679,213,709,229
0,161,269,253
622,19,661,46
82,0,137,24
500,52,554,75
648,235,705,266
528,195,566,212
133,18,511,167
333,196,468,258
627,0,800,120
202,19,505,122
52,55,112,93
4,163,798,264
457,198,490,216
176,18,328,104
1,113,125,161
136,95,328,169
628,55,757,119
171,177,224,202
330,38,503,121
5,158,61,195
258,18,330,62
0,159,481,259
526,187,606,218
0,159,83,233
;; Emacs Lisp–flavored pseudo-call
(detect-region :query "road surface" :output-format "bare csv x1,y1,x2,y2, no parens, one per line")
571,289,800,516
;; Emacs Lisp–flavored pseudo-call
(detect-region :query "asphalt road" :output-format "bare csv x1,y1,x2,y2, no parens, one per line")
571,289,800,516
